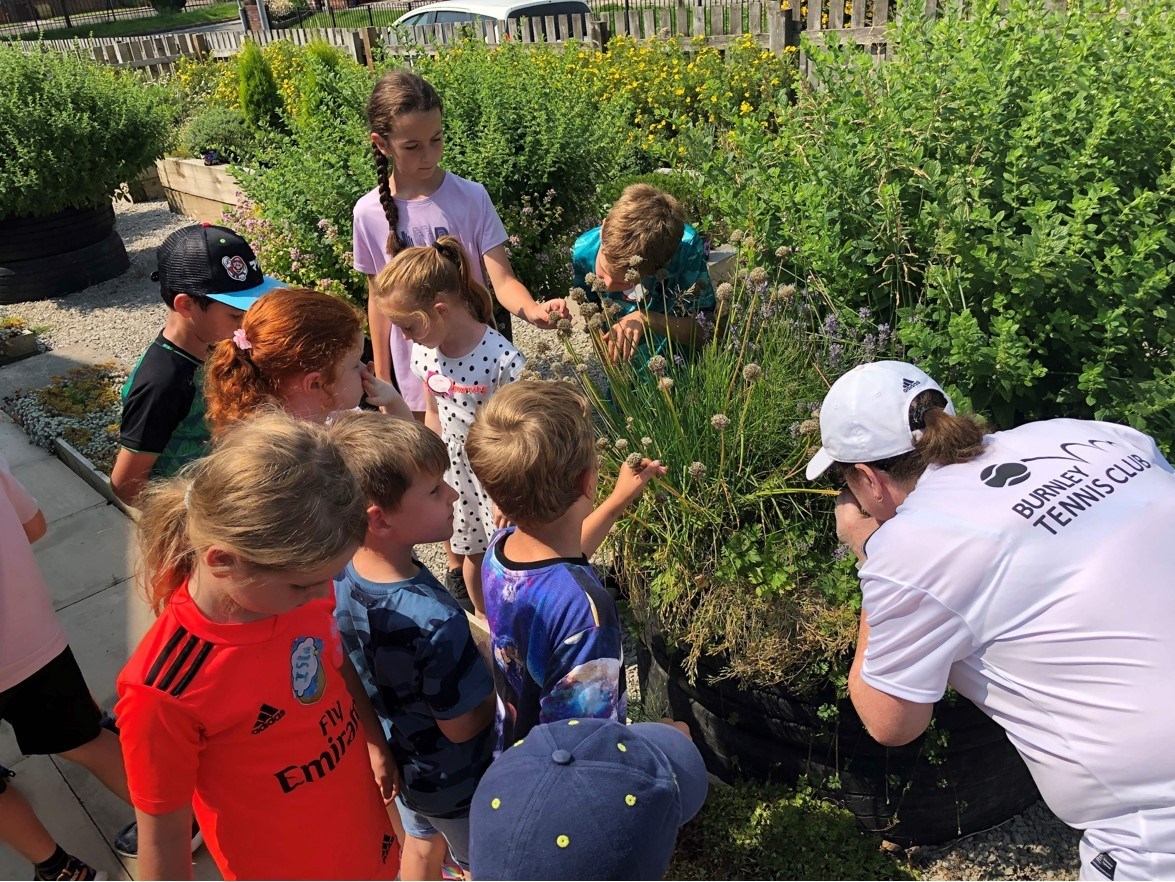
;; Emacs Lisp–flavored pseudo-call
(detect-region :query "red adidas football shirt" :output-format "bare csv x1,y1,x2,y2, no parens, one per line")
116,585,399,880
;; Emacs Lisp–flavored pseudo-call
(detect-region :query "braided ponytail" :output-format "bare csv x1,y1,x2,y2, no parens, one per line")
373,143,401,258
366,69,443,260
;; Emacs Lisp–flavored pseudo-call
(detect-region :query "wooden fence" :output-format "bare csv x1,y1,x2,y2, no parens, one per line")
16,0,946,76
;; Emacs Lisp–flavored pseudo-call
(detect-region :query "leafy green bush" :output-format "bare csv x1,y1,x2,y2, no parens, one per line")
690,0,1175,448
179,105,257,164
0,45,174,219
669,780,915,880
237,40,284,132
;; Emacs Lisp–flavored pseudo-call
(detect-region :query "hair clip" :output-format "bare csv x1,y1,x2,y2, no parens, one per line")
232,328,252,350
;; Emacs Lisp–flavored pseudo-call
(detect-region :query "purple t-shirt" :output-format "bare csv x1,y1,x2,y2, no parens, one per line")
352,172,509,412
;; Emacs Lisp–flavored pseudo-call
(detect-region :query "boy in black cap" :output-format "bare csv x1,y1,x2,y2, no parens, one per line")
110,224,282,506
469,717,708,880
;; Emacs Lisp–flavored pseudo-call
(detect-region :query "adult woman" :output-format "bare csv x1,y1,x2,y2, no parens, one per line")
806,360,1175,881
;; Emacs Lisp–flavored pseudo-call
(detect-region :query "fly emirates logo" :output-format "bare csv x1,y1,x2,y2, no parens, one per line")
989,439,1157,536
273,699,360,794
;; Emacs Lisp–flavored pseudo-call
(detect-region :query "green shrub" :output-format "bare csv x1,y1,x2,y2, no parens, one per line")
670,780,915,880
690,0,1175,449
0,45,174,219
237,40,284,132
151,0,186,11
179,105,256,164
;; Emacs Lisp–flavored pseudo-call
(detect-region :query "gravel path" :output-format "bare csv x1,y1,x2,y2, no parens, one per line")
1,200,1082,881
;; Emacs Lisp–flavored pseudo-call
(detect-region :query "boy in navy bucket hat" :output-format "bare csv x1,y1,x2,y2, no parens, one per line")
111,223,283,506
470,718,708,880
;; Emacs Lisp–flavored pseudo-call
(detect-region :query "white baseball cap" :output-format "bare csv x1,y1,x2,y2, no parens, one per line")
805,360,955,480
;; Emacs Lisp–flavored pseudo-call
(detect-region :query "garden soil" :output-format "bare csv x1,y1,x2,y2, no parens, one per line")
0,200,1082,880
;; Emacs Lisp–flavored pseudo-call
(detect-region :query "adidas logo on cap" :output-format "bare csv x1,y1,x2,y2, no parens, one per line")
902,378,921,392
251,703,286,735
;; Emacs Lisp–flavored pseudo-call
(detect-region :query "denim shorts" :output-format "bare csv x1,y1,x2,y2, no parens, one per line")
394,796,473,871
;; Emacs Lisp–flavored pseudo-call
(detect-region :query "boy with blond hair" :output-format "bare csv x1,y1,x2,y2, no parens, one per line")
572,183,715,364
329,411,495,880
466,380,665,753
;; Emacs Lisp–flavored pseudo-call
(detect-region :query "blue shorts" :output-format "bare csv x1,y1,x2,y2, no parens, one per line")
394,796,473,871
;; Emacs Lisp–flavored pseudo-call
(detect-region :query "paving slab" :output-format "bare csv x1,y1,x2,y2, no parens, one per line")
0,754,130,881
0,344,122,403
0,412,51,468
12,455,108,525
35,505,138,612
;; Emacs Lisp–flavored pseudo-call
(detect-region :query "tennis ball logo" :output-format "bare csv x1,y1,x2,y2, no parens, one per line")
980,462,1031,488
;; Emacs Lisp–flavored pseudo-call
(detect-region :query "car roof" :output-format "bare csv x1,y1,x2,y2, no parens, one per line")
397,0,588,19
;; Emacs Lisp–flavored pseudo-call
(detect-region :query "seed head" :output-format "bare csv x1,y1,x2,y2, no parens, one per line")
624,268,641,284
748,266,768,285
658,377,674,392
687,461,707,481
580,301,600,317
568,286,587,303
624,452,644,471
743,363,763,383
583,272,597,285
647,355,667,376
778,283,797,299
596,437,610,451
588,314,607,332
715,282,734,302
799,418,820,436
534,338,552,355
641,436,653,448
575,362,587,373
775,245,792,259
743,235,757,251
625,416,635,428
627,254,643,268
710,413,730,431
591,277,608,294
729,230,745,244
614,438,629,452
557,318,573,336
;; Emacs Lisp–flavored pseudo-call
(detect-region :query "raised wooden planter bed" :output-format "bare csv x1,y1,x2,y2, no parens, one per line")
0,330,40,365
156,157,240,224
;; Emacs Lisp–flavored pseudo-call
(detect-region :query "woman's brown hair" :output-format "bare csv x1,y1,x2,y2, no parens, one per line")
136,412,367,614
835,390,991,486
204,288,363,436
371,236,494,332
367,69,443,259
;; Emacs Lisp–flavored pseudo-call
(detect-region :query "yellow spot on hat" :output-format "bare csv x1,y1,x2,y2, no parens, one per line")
617,742,627,752
625,794,637,806
491,797,501,809
568,720,580,726
514,739,524,747
557,835,570,848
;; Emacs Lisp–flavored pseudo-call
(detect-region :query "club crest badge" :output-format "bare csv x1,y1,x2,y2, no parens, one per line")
290,636,327,705
222,255,249,282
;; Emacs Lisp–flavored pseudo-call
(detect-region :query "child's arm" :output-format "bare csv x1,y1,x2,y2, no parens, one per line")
361,363,413,421
366,276,394,387
110,450,158,506
340,654,400,804
424,388,442,438
137,805,196,881
435,694,495,744
582,458,666,557
22,508,46,544
420,613,496,743
606,310,702,363
483,244,569,329
1,455,47,542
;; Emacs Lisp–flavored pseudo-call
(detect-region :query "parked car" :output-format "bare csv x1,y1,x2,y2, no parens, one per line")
394,0,592,40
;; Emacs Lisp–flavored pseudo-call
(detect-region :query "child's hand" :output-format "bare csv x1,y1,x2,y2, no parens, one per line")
524,299,570,329
606,313,646,362
611,457,666,508
362,362,407,413
368,741,401,805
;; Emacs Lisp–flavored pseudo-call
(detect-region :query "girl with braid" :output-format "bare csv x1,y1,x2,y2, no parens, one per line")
353,69,568,605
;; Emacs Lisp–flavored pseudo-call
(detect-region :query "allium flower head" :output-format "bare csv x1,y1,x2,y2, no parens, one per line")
778,283,797,299
568,287,587,303
687,461,707,481
641,436,653,448
557,318,573,336
625,416,634,428
710,414,730,431
588,314,607,332
580,301,600,317
655,268,669,282
749,266,768,285
596,437,610,451
591,277,608,293
624,452,644,470
715,282,734,302
775,245,792,259
584,272,598,285
627,255,643,268
647,355,667,376
614,438,629,452
624,268,641,284
743,363,763,382
799,418,820,436
729,230,745,244
659,377,674,392
575,362,587,373
743,235,757,251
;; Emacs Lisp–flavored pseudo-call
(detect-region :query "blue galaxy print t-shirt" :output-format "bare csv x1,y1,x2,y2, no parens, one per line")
482,528,627,754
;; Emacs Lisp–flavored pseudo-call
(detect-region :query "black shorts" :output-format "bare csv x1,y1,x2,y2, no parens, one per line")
0,647,101,756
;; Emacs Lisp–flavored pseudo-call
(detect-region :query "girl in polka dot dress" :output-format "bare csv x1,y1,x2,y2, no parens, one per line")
372,236,533,618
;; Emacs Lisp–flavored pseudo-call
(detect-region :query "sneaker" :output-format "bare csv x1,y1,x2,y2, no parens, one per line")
113,819,202,859
33,854,107,881
444,567,475,615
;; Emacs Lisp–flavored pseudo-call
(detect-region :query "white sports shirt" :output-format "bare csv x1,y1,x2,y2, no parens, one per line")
858,418,1175,867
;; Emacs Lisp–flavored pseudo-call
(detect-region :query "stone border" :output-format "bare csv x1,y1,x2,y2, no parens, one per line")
53,437,137,520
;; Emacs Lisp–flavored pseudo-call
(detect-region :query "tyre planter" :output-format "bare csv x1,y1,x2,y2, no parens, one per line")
0,204,129,304
637,636,1040,846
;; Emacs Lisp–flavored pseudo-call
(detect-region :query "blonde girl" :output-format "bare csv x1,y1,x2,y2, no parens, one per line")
356,68,571,415
113,413,401,881
203,287,410,436
373,236,525,618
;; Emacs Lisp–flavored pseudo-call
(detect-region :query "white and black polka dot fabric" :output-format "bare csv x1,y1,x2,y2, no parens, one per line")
411,327,526,556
